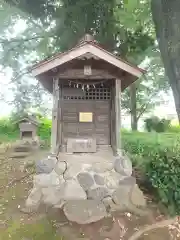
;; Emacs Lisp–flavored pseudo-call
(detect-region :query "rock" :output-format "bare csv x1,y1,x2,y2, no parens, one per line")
54,200,65,209
82,164,92,171
25,187,42,208
119,176,136,186
129,184,146,208
77,172,95,191
20,205,38,213
103,197,126,212
92,162,114,173
35,155,57,174
87,187,109,201
63,200,107,224
62,179,87,201
54,161,67,175
33,170,63,187
41,179,86,206
21,160,35,172
94,174,105,185
10,152,31,159
114,155,132,176
42,186,64,206
103,170,122,189
64,164,81,180
112,186,131,206
102,197,113,208
112,178,140,211
14,145,32,152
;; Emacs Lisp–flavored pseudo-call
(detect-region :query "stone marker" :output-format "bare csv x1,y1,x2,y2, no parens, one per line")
63,200,107,224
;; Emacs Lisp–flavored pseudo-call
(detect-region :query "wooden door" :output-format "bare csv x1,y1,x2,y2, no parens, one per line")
61,85,111,147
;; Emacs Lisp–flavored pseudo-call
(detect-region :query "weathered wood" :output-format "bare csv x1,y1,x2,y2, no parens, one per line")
51,78,59,153
31,43,144,78
18,117,39,140
58,69,115,80
110,83,116,154
62,99,110,146
115,79,121,155
57,83,62,150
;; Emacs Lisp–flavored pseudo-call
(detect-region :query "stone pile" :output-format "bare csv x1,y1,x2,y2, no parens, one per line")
24,153,147,224
9,139,40,158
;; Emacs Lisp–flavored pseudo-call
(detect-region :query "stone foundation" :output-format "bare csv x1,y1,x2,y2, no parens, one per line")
24,152,147,224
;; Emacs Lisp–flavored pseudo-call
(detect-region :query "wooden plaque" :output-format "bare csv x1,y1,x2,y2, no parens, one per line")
79,112,93,122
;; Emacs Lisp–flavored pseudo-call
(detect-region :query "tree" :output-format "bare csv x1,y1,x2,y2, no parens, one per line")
122,46,170,130
1,0,155,120
151,0,180,122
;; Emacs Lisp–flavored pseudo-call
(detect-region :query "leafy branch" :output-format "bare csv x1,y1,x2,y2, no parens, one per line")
0,35,48,44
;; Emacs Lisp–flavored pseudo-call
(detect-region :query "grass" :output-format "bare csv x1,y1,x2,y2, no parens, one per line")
0,146,63,240
0,131,179,239
0,219,61,240
0,132,19,143
122,131,180,144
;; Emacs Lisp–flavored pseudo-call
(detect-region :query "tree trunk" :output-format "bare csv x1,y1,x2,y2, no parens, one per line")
151,0,180,122
130,83,138,130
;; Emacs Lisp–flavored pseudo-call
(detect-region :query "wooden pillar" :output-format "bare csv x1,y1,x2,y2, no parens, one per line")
57,83,62,150
115,78,121,156
51,78,59,154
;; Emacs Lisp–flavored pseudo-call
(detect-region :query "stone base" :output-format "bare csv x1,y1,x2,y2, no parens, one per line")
25,152,147,224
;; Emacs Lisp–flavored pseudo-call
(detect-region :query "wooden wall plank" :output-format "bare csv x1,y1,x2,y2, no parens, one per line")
58,69,115,79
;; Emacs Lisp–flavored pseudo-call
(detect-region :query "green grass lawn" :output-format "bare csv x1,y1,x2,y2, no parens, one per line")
122,131,180,145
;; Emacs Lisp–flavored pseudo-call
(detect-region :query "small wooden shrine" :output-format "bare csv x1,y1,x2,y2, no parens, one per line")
17,116,39,140
30,34,145,155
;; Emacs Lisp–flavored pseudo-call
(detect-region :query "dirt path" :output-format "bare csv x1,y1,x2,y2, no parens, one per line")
0,146,179,240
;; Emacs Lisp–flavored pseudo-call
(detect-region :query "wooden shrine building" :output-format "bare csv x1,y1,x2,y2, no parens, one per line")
30,34,145,155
